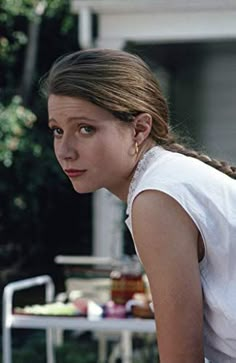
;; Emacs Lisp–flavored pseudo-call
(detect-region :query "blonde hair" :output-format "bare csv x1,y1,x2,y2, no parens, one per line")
41,48,236,179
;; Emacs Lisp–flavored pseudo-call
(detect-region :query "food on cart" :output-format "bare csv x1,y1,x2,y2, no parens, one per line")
104,300,126,318
126,293,154,319
14,298,104,318
72,297,88,315
72,297,103,319
14,302,82,316
87,300,103,319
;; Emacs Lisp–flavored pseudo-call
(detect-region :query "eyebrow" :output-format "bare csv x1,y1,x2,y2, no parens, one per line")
48,116,97,125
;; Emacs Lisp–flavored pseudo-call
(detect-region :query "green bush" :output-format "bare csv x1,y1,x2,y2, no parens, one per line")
0,331,159,363
0,0,90,287
9,332,97,363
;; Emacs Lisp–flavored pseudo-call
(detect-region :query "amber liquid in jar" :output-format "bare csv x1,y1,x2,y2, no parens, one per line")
110,270,145,305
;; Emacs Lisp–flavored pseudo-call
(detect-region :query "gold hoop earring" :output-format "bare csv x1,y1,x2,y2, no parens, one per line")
135,141,139,155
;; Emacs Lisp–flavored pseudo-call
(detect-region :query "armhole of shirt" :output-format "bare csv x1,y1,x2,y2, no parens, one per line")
130,185,208,271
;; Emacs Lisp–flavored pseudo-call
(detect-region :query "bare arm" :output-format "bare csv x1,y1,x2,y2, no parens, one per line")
132,190,204,363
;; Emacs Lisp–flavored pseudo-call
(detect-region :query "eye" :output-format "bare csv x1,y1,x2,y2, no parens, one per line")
49,126,63,138
79,125,95,135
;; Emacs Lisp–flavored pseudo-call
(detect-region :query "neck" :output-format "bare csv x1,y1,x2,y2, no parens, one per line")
107,140,157,202
107,176,133,202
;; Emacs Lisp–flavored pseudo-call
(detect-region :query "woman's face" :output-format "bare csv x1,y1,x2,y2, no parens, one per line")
48,95,136,199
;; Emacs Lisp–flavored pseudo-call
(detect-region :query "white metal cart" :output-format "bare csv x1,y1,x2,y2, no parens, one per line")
2,275,156,363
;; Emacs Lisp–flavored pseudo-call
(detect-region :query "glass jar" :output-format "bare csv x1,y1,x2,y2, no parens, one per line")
110,256,145,305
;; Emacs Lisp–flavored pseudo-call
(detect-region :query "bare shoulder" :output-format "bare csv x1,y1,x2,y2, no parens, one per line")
131,189,200,297
131,189,199,253
132,190,204,362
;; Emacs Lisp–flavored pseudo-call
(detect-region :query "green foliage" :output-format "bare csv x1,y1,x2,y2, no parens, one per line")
0,0,76,95
0,31,27,63
0,95,37,167
1,0,70,20
0,0,85,286
12,334,46,363
3,331,158,363
6,332,97,363
132,334,159,362
56,339,97,363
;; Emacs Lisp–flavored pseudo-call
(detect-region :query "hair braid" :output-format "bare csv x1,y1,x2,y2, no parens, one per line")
42,48,236,180
165,142,236,180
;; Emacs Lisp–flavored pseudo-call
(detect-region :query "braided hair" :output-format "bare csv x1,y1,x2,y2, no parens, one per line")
164,141,236,179
41,48,236,179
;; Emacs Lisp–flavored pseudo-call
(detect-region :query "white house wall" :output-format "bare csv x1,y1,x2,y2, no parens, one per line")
198,49,236,163
70,0,236,259
99,10,236,45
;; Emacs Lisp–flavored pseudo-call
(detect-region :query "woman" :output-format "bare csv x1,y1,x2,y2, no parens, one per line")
42,48,236,363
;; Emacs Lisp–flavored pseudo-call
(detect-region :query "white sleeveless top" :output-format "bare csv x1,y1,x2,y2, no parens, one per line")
125,146,236,363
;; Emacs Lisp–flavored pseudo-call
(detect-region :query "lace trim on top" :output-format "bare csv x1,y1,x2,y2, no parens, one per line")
126,146,163,216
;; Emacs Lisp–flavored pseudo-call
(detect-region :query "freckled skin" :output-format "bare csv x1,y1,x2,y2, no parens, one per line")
48,95,137,200
48,94,205,362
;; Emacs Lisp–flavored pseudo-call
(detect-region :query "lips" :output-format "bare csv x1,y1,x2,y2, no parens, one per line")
64,169,86,178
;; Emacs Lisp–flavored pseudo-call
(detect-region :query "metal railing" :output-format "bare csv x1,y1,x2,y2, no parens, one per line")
2,275,55,363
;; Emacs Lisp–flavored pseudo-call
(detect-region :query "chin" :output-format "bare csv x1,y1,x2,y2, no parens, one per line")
71,182,99,194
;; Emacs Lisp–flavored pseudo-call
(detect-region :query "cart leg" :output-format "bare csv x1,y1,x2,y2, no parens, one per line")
97,332,107,363
46,328,56,363
2,325,12,363
54,328,64,347
121,331,132,363
108,341,121,363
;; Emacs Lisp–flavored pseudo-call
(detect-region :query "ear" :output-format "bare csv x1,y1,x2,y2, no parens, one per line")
133,113,152,145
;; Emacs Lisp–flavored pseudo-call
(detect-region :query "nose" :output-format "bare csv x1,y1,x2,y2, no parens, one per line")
55,137,78,161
